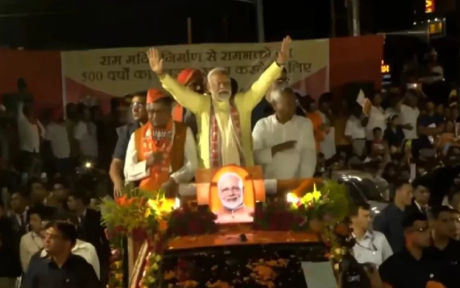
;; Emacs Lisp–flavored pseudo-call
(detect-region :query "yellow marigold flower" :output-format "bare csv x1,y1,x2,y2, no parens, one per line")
113,261,122,269
151,263,159,271
302,193,314,203
312,190,321,201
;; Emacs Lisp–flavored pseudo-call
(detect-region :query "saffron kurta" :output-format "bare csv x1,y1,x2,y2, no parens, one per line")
160,62,283,168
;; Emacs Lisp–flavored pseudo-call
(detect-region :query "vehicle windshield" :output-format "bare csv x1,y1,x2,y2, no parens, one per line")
344,178,385,203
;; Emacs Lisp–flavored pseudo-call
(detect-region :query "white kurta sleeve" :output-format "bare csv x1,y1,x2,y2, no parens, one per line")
252,119,273,164
86,244,101,280
73,122,86,140
170,127,198,183
124,133,150,182
17,102,25,120
299,119,317,178
344,118,353,137
45,124,53,141
19,235,29,272
17,102,28,133
37,120,45,139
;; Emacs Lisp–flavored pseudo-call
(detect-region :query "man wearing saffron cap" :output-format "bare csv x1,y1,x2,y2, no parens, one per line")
174,68,205,136
124,89,198,196
147,36,292,168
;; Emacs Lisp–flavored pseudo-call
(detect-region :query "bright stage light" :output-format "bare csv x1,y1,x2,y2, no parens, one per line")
174,197,181,209
286,192,299,204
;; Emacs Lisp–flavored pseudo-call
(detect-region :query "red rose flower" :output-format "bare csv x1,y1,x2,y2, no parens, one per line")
114,225,125,234
132,227,147,242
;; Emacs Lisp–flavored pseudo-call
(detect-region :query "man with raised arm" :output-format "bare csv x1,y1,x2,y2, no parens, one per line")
147,36,292,168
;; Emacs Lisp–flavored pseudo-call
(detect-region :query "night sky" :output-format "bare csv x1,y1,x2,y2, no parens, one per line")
0,0,419,50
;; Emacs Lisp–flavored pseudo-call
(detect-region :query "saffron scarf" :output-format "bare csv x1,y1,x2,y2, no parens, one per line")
139,121,175,190
209,101,244,168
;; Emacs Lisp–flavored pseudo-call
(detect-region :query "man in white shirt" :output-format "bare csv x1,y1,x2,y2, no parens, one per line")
318,93,336,160
350,202,393,268
345,106,368,158
74,105,98,160
252,87,316,179
71,239,100,279
365,93,386,141
399,92,419,140
17,102,44,177
20,207,46,272
46,108,71,175
17,102,44,154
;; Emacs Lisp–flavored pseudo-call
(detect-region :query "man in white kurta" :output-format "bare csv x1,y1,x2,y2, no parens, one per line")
365,93,386,141
252,88,317,179
124,125,197,185
124,91,198,194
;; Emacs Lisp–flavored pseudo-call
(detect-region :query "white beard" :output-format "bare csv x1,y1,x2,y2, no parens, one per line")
212,91,231,102
221,197,243,210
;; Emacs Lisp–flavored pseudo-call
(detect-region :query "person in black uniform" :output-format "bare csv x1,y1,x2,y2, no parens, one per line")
109,91,148,198
23,221,100,288
426,206,460,272
379,210,459,288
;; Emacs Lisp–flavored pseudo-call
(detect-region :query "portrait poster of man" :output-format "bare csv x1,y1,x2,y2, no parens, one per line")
209,166,256,224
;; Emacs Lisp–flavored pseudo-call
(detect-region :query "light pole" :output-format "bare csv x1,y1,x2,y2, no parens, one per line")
255,0,265,42
346,0,360,36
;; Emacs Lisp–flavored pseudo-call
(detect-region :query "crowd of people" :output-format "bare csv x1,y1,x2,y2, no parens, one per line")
0,37,459,287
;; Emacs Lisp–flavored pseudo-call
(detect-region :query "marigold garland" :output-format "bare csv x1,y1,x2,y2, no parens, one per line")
102,180,352,287
102,186,218,287
254,180,351,272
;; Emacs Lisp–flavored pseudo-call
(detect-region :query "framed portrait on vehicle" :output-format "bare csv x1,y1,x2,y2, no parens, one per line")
195,165,265,224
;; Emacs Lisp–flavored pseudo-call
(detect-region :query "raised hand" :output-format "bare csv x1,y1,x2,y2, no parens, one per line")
146,48,164,76
277,36,292,65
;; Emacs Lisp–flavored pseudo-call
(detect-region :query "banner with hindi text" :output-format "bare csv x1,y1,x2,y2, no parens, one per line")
61,39,329,113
